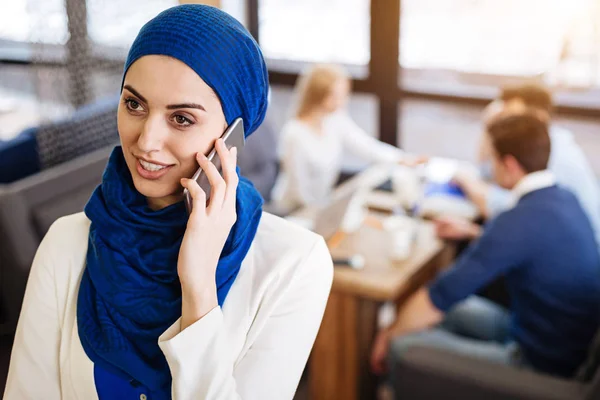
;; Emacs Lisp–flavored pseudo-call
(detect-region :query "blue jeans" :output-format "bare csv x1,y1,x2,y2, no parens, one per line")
389,296,526,370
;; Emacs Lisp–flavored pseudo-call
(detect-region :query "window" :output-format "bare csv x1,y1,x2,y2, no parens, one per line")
400,0,600,88
0,0,67,44
88,0,178,48
1,0,247,49
259,0,370,67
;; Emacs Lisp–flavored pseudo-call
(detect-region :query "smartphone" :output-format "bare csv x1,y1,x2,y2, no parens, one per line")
184,118,245,214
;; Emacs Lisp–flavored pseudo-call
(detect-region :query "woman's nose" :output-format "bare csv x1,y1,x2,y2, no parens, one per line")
137,116,167,153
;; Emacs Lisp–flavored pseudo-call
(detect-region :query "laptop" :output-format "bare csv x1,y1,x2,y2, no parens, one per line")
313,191,358,241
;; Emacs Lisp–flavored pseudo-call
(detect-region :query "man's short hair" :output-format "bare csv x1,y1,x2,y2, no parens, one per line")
486,110,551,173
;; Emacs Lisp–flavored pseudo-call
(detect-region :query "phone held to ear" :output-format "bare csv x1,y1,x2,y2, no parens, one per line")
184,118,245,214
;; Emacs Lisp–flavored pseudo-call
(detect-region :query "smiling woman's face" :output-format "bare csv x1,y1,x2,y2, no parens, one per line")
118,55,227,210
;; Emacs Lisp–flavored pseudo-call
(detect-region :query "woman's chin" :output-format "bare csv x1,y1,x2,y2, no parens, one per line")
132,178,180,203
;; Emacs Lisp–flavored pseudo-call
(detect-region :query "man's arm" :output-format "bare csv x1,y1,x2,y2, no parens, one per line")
371,209,528,374
390,288,443,336
370,288,443,374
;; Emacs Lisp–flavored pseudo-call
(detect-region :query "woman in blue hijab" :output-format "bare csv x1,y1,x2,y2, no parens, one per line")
5,5,333,400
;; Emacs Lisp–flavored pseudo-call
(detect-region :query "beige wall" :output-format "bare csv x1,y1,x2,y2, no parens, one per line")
179,0,221,7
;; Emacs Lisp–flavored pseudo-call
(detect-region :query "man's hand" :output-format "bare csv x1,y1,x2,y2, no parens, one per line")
370,328,392,375
370,288,444,375
435,215,482,240
399,154,429,167
453,170,491,218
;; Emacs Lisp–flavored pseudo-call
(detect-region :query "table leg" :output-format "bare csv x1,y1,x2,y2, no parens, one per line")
308,244,455,400
356,300,380,400
309,291,380,400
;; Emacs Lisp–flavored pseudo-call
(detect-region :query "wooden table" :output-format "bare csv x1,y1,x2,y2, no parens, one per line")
297,166,455,400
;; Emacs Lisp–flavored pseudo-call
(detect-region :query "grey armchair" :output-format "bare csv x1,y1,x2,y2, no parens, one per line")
0,146,112,335
237,118,279,202
392,345,599,400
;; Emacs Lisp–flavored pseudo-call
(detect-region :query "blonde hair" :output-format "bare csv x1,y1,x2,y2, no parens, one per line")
295,64,349,118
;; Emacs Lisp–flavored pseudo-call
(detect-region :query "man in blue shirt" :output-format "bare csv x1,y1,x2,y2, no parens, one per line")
370,110,600,382
456,83,600,248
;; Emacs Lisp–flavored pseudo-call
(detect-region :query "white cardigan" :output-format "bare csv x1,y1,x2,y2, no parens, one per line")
4,212,333,399
272,111,404,211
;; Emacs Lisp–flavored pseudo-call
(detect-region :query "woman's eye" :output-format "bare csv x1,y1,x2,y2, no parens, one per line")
125,99,143,112
173,115,193,126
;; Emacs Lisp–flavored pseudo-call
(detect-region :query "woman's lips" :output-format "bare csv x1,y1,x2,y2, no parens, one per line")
135,158,174,180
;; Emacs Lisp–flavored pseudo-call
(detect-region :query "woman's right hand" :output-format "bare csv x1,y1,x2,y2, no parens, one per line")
178,139,239,329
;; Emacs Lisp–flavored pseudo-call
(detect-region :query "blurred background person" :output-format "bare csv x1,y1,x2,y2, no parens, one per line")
454,83,600,247
271,64,423,212
371,110,600,389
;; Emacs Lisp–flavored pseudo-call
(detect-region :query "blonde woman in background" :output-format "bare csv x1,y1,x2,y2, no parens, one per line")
272,64,423,212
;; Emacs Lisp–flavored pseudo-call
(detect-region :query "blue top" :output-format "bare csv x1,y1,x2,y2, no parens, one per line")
429,185,600,377
95,364,170,400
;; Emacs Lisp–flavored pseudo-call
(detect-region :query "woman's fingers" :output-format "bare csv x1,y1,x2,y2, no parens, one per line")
219,141,237,186
213,140,238,226
188,140,238,227
221,144,239,209
181,177,206,219
196,146,226,208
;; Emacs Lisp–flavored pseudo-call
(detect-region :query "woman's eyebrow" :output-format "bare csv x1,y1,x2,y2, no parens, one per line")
123,84,206,111
123,85,147,103
166,103,206,111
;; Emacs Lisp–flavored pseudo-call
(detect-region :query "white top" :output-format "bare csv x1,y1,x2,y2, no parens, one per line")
4,212,333,400
513,169,556,201
272,111,404,211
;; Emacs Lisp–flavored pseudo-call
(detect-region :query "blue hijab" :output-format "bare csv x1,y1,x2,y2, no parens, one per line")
77,5,268,392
